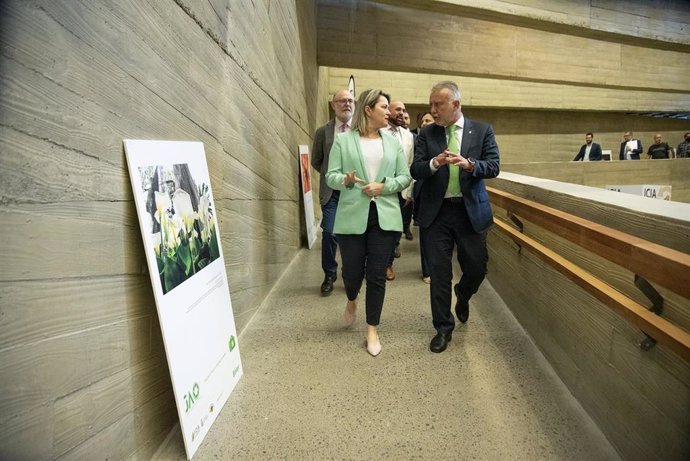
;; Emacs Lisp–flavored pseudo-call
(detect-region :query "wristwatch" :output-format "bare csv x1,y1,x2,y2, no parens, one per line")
466,157,475,171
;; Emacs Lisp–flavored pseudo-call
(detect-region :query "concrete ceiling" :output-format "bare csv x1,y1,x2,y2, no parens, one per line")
316,0,690,113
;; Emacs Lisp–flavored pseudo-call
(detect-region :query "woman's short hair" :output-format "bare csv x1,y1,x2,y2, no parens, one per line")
351,89,390,134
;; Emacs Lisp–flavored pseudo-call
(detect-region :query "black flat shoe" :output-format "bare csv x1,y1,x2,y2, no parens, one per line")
454,285,469,323
320,274,336,296
430,332,452,353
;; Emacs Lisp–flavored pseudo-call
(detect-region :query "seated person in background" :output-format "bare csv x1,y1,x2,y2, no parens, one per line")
572,132,602,161
646,134,672,159
619,131,643,160
676,132,690,158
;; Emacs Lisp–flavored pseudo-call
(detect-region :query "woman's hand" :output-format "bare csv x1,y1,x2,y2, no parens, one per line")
344,170,364,186
362,181,384,197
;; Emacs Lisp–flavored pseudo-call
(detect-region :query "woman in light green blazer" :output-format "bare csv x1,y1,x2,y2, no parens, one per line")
326,89,412,357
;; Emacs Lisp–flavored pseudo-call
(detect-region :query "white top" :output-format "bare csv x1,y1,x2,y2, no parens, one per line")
387,125,403,144
359,137,384,185
584,144,592,161
388,125,415,198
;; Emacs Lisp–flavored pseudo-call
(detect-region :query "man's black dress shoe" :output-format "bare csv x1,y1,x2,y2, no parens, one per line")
404,228,413,240
320,274,336,296
430,332,452,353
454,285,469,323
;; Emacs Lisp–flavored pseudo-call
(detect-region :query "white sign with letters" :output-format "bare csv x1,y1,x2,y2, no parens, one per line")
606,184,672,201
124,140,242,460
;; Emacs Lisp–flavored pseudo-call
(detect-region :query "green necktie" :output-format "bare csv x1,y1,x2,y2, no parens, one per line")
446,125,460,197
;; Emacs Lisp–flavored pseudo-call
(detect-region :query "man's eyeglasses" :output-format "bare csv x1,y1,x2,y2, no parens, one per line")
333,98,354,105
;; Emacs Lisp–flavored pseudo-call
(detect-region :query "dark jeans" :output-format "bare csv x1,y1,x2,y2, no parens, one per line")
320,191,339,276
337,202,399,326
422,199,488,334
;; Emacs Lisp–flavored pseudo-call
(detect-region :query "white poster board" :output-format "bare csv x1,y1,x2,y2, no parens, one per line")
606,184,672,201
124,140,242,460
299,144,318,249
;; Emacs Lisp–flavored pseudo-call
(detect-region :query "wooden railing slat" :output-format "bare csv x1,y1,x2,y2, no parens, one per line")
488,187,690,299
493,219,690,362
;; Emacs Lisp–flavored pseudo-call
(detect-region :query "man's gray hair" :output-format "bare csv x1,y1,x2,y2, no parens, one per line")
431,81,461,101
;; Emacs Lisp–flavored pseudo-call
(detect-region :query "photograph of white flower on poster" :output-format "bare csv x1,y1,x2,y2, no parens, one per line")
138,164,220,294
124,140,242,460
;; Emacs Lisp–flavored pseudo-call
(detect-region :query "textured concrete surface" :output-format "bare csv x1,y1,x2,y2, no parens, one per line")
153,227,620,460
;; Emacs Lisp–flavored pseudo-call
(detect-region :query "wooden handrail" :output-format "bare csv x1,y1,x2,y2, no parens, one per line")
487,187,690,299
493,219,690,362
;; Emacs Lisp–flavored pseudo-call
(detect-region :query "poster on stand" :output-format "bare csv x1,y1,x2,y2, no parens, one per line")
299,144,318,249
124,140,242,460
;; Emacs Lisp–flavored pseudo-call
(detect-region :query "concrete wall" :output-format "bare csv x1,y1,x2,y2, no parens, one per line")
468,110,690,165
378,0,690,47
487,174,690,460
318,1,690,92
0,0,687,458
318,0,690,165
501,158,690,204
0,0,317,459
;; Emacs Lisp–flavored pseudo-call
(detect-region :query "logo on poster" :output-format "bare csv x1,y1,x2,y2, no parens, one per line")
184,382,200,414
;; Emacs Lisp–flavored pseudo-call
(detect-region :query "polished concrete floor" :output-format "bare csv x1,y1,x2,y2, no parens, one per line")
154,228,620,460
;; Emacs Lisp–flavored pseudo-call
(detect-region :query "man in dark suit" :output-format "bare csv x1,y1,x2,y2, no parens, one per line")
311,89,354,295
619,131,643,160
410,81,500,353
573,132,603,161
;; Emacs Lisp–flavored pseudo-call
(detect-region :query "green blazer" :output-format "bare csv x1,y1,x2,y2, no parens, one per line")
326,130,412,234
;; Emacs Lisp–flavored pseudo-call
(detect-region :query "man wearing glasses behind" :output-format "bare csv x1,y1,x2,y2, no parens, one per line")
311,90,354,295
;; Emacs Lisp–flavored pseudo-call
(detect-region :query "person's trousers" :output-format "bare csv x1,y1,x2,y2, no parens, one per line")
387,193,405,267
419,230,429,278
422,199,488,334
412,180,423,223
320,191,339,276
337,202,399,326
402,197,413,231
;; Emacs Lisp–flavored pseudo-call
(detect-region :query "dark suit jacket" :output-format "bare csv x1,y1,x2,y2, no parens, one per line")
311,119,336,206
573,142,602,161
410,119,500,234
619,139,642,160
